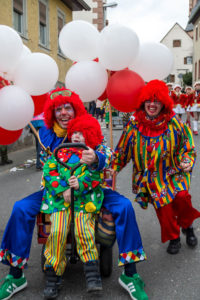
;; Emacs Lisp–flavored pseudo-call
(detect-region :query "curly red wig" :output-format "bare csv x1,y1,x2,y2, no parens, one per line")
135,80,173,112
67,114,103,149
44,87,87,129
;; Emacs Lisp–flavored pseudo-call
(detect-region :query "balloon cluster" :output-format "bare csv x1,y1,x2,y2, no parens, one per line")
0,25,59,145
59,20,173,112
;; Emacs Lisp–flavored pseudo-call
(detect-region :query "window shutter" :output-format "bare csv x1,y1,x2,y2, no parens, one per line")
58,16,63,34
39,2,46,26
184,57,187,64
199,60,200,79
13,0,23,14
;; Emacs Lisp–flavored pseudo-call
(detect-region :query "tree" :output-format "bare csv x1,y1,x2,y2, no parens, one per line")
182,72,192,86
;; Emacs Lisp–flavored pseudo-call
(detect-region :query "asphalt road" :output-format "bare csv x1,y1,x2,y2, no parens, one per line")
0,123,200,300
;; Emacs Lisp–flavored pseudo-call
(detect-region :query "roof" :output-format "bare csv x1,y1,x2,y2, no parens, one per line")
160,22,192,43
188,0,200,24
185,22,194,32
61,0,91,11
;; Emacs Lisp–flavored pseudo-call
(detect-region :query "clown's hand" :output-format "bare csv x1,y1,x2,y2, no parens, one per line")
81,147,98,165
63,189,71,203
68,175,79,190
180,162,192,172
108,168,118,176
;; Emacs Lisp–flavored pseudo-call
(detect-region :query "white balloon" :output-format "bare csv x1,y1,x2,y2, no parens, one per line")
14,52,59,95
0,85,34,130
21,45,32,57
4,45,32,81
129,42,174,82
65,61,108,102
59,20,100,61
0,25,23,72
98,24,140,71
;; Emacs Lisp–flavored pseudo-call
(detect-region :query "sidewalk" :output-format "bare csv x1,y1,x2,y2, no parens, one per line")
0,146,36,173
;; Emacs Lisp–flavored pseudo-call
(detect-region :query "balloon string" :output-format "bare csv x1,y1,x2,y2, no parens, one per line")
28,122,52,155
28,122,68,156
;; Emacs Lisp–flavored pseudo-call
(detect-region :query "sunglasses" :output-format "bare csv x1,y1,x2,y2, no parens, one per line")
50,90,72,100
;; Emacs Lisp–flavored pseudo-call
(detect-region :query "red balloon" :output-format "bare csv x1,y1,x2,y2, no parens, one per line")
98,89,107,101
106,69,145,112
98,71,116,101
0,127,23,145
0,76,10,89
32,93,48,116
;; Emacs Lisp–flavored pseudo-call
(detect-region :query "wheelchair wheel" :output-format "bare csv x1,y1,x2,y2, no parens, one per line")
41,244,46,272
99,245,113,277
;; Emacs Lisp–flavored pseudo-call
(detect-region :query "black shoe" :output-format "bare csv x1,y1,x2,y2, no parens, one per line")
167,238,181,254
84,261,102,293
43,268,62,299
183,227,198,247
0,159,13,166
36,165,43,170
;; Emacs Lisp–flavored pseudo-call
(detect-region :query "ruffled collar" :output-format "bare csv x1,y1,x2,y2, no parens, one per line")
53,122,67,138
134,110,175,137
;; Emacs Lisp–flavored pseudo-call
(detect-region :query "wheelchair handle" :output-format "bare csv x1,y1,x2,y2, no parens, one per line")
54,143,89,176
54,143,89,263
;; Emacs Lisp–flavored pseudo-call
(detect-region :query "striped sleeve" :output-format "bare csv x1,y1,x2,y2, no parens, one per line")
112,122,133,172
95,144,114,170
175,119,196,169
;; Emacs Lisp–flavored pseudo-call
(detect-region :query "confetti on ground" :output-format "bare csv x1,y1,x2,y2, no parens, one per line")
10,158,36,172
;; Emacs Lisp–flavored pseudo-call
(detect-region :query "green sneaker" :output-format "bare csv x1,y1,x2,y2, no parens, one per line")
118,272,148,300
0,274,27,300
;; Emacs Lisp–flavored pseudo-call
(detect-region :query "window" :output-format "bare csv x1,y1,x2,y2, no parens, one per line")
57,10,65,55
39,0,49,47
173,40,181,47
184,56,193,64
13,0,26,36
196,26,198,41
168,74,175,83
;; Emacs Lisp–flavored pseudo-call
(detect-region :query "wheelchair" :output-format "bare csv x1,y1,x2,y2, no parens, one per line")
37,143,116,277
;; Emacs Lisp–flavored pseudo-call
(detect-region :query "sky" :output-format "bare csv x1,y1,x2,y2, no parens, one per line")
107,0,189,42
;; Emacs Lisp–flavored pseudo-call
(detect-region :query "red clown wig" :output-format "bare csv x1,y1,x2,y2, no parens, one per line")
44,87,87,129
67,114,103,149
135,80,174,112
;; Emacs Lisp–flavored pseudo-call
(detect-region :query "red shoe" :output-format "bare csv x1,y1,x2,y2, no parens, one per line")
193,130,198,135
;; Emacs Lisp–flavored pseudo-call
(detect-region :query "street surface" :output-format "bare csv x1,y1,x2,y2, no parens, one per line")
0,123,200,300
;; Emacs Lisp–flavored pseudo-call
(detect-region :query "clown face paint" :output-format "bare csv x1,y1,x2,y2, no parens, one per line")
54,103,75,129
71,131,85,144
144,100,163,118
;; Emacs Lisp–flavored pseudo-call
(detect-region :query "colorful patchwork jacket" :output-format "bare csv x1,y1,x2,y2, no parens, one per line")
41,148,104,214
38,126,113,171
113,113,196,210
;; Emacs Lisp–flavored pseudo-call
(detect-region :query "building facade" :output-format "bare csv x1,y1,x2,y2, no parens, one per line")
161,23,193,85
73,0,104,31
0,0,90,86
188,0,200,83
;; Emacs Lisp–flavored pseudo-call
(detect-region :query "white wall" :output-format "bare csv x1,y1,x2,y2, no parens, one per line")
73,0,98,27
161,23,193,85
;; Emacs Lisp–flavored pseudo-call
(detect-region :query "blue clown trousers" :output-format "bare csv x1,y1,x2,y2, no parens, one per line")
0,189,144,267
